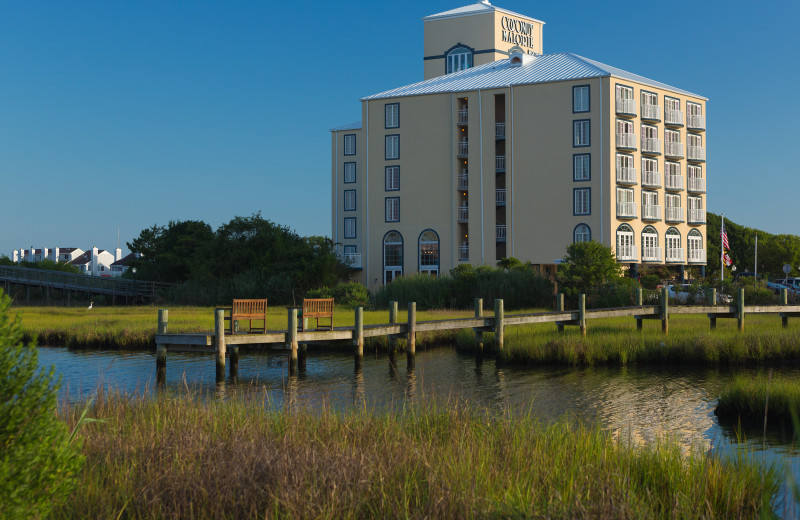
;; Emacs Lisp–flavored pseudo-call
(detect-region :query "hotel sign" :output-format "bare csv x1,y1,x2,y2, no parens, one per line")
500,16,536,50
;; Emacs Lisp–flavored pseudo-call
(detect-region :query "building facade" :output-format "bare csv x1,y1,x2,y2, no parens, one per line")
332,1,707,293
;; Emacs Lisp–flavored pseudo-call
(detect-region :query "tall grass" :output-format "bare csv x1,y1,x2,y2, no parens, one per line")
55,390,778,519
716,374,800,425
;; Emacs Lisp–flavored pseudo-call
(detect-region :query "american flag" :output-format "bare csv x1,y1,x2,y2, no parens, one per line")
721,218,729,251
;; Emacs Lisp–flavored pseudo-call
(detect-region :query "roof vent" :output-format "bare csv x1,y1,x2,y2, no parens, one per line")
508,46,535,67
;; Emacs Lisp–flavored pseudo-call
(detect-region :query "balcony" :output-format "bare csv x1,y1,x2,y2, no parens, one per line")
496,189,506,206
616,202,637,218
689,248,707,263
496,155,506,172
457,109,468,125
687,114,705,131
665,206,684,222
457,141,469,158
641,204,662,221
457,205,469,223
616,245,637,262
496,224,507,242
688,146,706,162
642,247,663,262
641,137,662,155
615,97,636,116
665,142,684,158
688,208,706,224
616,132,637,150
665,109,684,126
495,123,506,139
616,166,637,185
665,174,684,191
458,173,469,190
642,170,661,188
666,248,685,263
458,246,469,262
687,177,706,193
641,104,661,121
340,253,362,269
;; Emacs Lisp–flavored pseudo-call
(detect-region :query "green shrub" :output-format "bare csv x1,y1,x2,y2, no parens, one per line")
640,274,660,290
306,281,369,308
0,290,84,519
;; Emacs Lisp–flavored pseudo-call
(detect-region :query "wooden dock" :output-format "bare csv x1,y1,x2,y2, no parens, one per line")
154,288,800,382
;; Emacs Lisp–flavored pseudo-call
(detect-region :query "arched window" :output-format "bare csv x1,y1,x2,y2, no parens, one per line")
616,224,635,261
418,229,439,276
446,46,473,74
573,224,591,243
665,227,683,262
383,231,403,284
642,225,660,262
687,229,704,263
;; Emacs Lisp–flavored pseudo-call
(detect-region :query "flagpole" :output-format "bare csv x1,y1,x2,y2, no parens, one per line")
755,232,758,282
720,213,724,282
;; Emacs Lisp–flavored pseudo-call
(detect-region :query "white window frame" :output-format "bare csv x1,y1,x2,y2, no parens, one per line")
642,190,658,207
573,85,590,113
616,119,634,134
574,188,591,215
385,134,399,160
573,120,590,147
665,129,680,145
385,197,400,222
641,91,658,107
573,154,590,181
446,47,473,74
665,96,681,113
385,103,399,129
688,133,702,148
343,162,356,183
343,134,356,156
385,166,400,191
574,224,591,243
687,102,702,117
616,84,633,100
642,124,658,140
344,217,356,239
343,189,356,211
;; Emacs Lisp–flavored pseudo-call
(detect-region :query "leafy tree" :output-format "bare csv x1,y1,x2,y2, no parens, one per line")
558,241,623,300
0,290,84,518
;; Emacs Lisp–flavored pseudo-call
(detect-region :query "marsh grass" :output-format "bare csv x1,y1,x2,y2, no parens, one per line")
55,389,778,519
716,374,800,426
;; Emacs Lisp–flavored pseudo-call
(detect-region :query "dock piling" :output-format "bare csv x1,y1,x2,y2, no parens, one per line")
156,309,168,383
407,302,416,354
556,294,564,333
709,288,717,330
661,287,669,334
474,298,484,351
389,301,398,352
288,308,298,373
355,307,364,359
578,294,586,336
214,309,226,382
782,288,789,328
494,299,504,349
737,288,745,331
635,289,643,331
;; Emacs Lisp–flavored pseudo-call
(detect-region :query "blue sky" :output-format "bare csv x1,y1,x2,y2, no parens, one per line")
1,0,798,257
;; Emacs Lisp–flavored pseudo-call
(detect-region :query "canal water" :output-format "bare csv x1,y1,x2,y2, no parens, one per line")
40,345,800,515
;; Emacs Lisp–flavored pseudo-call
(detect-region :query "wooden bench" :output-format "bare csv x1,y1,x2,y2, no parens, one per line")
229,299,268,334
300,298,334,331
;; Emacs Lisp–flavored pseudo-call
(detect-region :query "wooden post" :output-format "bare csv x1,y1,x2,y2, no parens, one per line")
782,288,789,328
494,299,504,349
709,288,717,330
214,309,226,382
354,307,364,358
635,288,643,331
556,293,564,333
737,287,745,332
578,294,586,336
288,308,298,373
389,301,398,351
156,309,168,383
474,298,484,351
661,287,669,335
407,302,416,354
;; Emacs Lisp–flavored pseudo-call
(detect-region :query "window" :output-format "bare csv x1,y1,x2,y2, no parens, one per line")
641,91,660,120
665,96,681,113
344,190,356,211
641,91,658,107
666,228,682,262
574,224,591,243
642,226,659,261
688,133,702,148
665,129,682,157
616,224,635,261
617,187,635,217
573,120,590,147
385,103,399,128
665,96,682,125
665,161,681,190
616,85,635,115
343,245,356,255
642,190,659,220
616,84,633,100
688,195,704,223
687,102,702,117
385,134,399,160
419,230,439,276
383,231,403,284
385,197,400,222
666,193,682,222
573,154,590,181
385,166,400,191
642,157,659,186
616,119,634,135
573,85,590,113
344,134,356,156
642,190,658,207
574,187,591,215
446,46,473,74
343,162,356,183
344,217,356,239
641,124,658,140
688,229,704,262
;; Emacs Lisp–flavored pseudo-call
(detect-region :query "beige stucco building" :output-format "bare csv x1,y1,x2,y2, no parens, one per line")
332,1,707,293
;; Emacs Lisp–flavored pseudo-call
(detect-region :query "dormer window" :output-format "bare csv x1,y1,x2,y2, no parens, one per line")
446,46,473,74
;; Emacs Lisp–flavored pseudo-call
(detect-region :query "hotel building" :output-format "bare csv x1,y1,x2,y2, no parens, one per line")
332,1,707,293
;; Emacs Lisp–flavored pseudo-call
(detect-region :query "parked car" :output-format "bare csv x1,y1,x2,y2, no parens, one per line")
666,284,731,304
775,278,800,294
766,280,790,294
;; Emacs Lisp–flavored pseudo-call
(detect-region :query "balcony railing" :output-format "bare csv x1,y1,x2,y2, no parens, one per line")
688,146,706,162
496,189,506,206
458,246,469,262
687,114,705,130
616,166,637,185
665,206,684,222
666,248,685,263
641,137,662,154
457,205,469,222
458,173,469,190
495,123,506,139
496,155,506,171
340,253,362,269
641,204,662,220
687,177,706,193
616,245,637,262
688,248,707,263
665,142,684,158
457,141,469,157
688,208,706,224
641,104,661,121
642,247,663,262
665,174,684,191
665,109,684,126
616,132,637,149
617,202,637,218
496,224,507,242
615,97,636,116
642,170,661,188
458,109,468,125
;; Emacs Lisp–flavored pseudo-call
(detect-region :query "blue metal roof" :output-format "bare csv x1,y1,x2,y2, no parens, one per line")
330,121,362,132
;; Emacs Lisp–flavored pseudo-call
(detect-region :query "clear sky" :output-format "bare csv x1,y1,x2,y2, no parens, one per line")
1,0,798,257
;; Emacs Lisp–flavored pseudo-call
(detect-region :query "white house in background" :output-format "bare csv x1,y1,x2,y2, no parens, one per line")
68,247,116,277
110,252,138,278
13,247,84,263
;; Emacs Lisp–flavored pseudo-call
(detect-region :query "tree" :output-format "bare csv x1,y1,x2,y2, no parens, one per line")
557,241,623,298
0,290,84,518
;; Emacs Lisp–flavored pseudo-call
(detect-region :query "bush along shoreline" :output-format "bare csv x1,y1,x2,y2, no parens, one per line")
715,373,800,429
